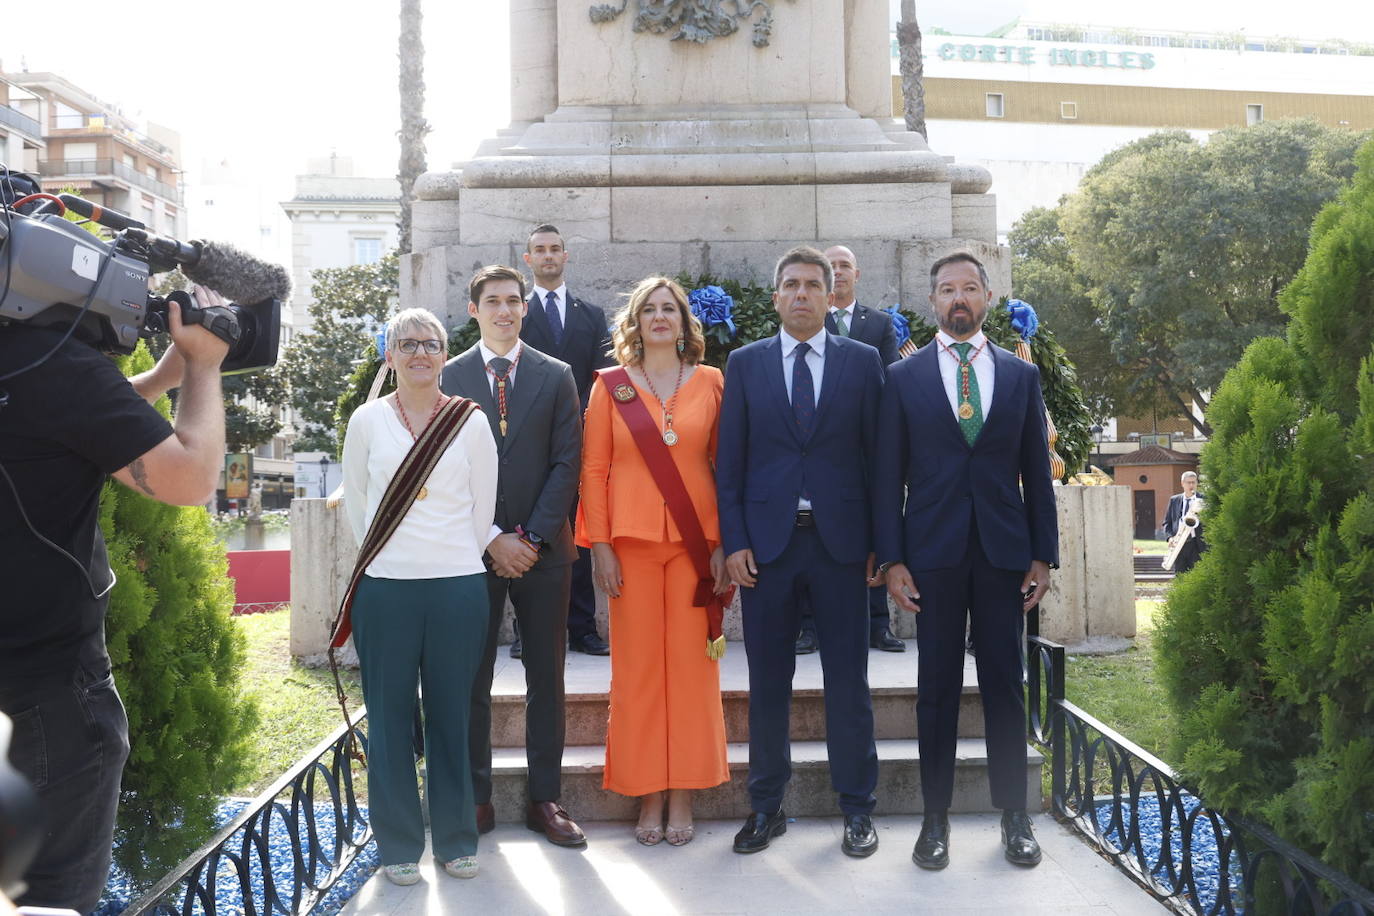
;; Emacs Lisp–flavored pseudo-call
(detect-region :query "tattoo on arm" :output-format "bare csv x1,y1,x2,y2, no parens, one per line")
129,458,157,497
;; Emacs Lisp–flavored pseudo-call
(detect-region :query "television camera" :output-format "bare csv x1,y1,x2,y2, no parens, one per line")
0,168,286,376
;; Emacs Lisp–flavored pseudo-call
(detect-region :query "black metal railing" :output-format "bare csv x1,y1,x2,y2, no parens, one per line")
37,158,179,202
1026,622,1374,915
123,709,371,914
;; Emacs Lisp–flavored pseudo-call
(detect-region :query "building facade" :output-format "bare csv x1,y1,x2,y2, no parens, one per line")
279,155,399,333
0,76,44,176
2,71,184,239
893,21,1374,238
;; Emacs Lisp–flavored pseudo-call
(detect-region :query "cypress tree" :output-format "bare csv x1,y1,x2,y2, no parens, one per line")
1155,139,1374,888
102,343,259,882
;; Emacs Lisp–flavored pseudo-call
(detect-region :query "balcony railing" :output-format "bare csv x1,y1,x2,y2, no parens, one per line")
0,104,43,139
37,157,179,202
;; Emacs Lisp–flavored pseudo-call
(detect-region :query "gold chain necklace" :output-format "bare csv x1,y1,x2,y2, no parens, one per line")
393,392,447,499
639,361,685,446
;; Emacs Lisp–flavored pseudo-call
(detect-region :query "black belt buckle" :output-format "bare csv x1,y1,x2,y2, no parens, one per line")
795,509,815,528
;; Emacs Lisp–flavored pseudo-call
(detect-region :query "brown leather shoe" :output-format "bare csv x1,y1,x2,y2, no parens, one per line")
475,802,495,835
526,801,587,847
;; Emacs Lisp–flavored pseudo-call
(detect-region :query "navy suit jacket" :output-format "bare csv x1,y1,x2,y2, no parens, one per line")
874,340,1059,573
521,290,613,407
826,303,900,366
716,333,885,566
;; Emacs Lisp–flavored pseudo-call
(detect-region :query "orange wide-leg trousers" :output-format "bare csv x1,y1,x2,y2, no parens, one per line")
603,537,730,796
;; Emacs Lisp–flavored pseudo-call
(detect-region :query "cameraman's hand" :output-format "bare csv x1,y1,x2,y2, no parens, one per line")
170,285,231,370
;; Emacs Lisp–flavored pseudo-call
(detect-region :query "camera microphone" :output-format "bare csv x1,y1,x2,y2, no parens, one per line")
180,240,293,306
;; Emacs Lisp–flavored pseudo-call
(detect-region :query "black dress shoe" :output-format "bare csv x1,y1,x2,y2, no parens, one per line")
570,632,610,655
794,630,818,655
842,813,879,858
732,809,787,853
912,810,950,869
870,628,906,652
1001,809,1042,866
509,636,522,659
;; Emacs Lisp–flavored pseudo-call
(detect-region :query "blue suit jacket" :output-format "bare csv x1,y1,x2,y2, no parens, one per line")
716,333,885,566
874,340,1059,572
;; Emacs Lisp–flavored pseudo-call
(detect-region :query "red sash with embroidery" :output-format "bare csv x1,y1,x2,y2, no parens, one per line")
599,367,732,659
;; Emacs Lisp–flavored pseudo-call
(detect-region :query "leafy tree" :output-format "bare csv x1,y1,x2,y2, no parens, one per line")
104,343,258,883
1052,120,1368,435
281,255,398,454
1155,138,1374,890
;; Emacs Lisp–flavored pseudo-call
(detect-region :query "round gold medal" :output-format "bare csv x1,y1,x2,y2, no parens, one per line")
613,384,637,402
958,402,975,420
417,486,429,500
663,429,679,446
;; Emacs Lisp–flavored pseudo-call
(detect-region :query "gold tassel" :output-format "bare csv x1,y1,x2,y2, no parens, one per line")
706,635,727,661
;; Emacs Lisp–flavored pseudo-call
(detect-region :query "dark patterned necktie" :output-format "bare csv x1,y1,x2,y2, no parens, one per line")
545,290,564,346
792,342,815,437
953,342,984,446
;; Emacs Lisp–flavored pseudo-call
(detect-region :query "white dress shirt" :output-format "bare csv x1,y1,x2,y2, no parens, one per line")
780,327,826,509
478,339,524,394
531,283,568,328
342,396,499,578
935,329,995,422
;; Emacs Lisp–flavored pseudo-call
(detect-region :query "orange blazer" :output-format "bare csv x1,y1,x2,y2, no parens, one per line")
578,365,724,547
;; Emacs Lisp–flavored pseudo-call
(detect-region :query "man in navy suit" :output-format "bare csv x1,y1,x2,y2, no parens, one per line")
519,223,614,657
794,245,905,655
717,246,885,859
875,251,1058,870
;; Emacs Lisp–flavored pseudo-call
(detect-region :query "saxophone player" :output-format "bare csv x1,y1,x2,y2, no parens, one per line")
1163,471,1206,573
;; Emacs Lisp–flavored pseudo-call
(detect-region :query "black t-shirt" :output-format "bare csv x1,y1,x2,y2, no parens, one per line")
0,325,172,681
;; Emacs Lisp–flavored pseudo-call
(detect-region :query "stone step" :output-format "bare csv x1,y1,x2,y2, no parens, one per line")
486,738,1042,821
490,648,988,747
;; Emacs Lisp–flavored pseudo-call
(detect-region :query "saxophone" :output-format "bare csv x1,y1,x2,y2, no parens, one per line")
1161,498,1204,571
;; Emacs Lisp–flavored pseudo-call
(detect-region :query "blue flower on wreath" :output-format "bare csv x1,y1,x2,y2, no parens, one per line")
881,305,912,349
1007,298,1039,340
689,285,737,337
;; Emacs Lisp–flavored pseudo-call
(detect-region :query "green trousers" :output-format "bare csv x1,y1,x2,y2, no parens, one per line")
353,573,488,864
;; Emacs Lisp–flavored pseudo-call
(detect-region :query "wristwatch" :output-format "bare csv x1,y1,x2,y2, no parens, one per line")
519,528,548,552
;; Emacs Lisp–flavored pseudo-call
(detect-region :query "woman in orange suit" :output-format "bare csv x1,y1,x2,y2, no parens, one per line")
579,276,731,847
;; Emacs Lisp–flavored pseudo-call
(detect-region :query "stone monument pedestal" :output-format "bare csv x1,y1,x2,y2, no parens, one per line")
403,0,1005,325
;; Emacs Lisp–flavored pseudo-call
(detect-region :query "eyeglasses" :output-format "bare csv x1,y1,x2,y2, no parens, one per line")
396,338,443,355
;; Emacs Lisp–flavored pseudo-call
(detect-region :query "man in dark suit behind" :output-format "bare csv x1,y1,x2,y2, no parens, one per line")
441,265,587,848
717,246,885,859
793,245,905,655
875,251,1059,871
520,223,613,657
1162,470,1205,573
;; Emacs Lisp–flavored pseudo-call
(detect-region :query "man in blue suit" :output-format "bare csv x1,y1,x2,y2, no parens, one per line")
717,246,886,859
875,251,1058,870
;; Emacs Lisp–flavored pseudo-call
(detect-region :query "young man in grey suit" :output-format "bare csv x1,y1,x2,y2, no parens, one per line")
794,245,906,655
440,265,587,848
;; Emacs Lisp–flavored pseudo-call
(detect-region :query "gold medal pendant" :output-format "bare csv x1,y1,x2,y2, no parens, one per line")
417,486,429,500
958,402,975,420
663,429,679,446
500,419,508,436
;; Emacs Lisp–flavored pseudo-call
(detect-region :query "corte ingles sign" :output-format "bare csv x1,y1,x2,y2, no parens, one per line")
936,42,1158,70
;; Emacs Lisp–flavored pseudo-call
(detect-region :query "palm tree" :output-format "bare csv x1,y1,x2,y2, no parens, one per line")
397,0,430,254
897,1,927,140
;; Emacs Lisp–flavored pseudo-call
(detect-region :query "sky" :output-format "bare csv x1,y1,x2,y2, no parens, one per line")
4,0,1372,258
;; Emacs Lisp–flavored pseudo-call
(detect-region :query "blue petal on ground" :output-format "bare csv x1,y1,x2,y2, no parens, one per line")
94,800,379,915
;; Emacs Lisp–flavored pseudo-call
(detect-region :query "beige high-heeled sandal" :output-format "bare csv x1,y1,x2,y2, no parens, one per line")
665,823,695,846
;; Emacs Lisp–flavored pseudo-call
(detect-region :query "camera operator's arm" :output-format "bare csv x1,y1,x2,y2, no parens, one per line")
129,343,186,405
111,293,229,505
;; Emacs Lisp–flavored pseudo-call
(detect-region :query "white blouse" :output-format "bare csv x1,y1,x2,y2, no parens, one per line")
342,396,498,579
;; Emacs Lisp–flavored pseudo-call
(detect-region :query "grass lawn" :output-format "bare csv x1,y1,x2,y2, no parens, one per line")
1133,539,1168,553
234,608,363,797
1059,598,1175,763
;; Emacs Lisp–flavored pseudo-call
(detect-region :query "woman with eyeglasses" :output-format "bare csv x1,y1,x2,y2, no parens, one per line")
341,307,498,886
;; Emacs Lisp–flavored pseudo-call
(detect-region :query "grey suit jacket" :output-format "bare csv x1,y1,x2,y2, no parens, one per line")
440,343,582,567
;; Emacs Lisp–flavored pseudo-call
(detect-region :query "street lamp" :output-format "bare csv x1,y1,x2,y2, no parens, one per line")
1090,424,1104,471
319,455,330,498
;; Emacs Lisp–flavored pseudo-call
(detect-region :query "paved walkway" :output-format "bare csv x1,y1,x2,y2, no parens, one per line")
340,814,1166,915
